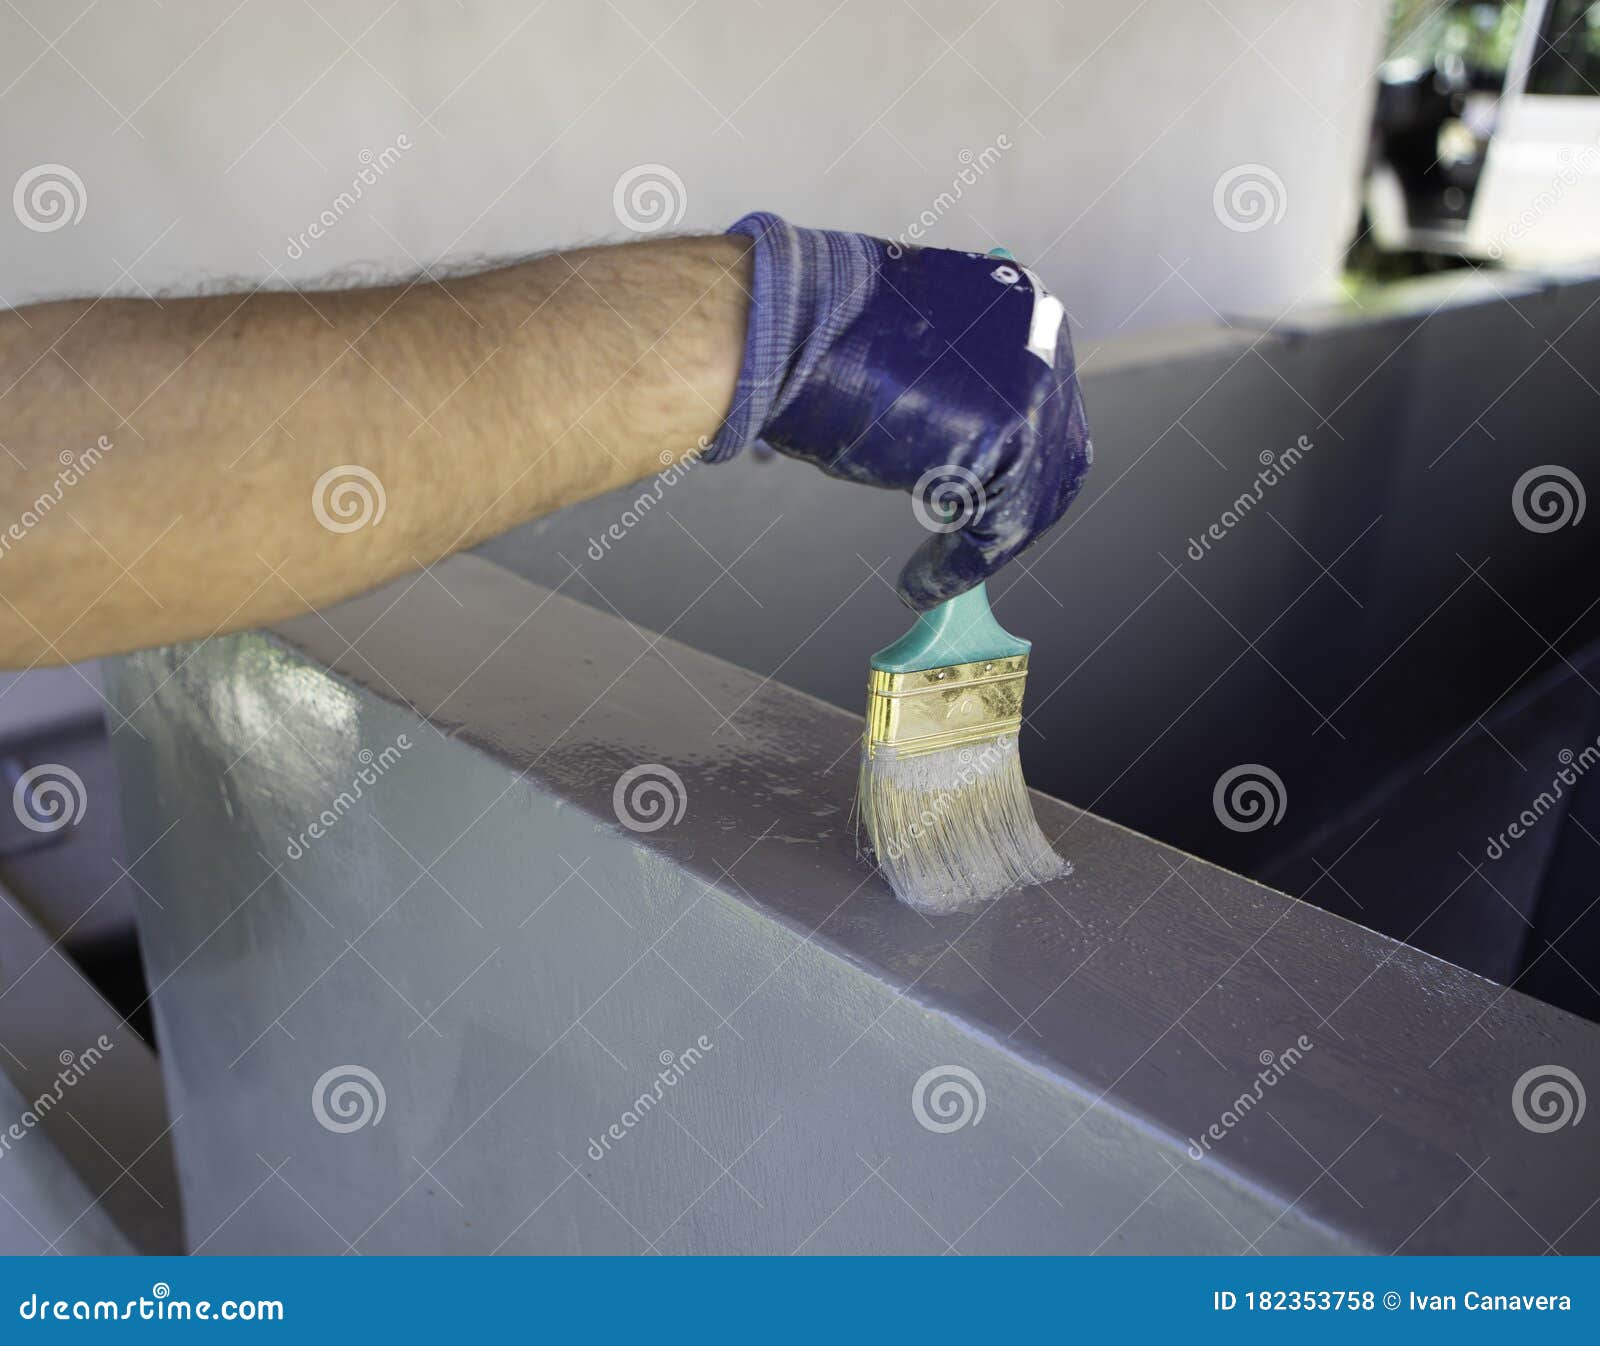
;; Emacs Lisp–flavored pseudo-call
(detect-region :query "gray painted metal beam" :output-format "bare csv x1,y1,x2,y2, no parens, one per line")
106,556,1600,1254
0,1074,131,1255
0,881,182,1253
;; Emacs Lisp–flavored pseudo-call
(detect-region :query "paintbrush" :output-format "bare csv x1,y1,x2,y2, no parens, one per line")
858,580,1067,914
856,244,1072,912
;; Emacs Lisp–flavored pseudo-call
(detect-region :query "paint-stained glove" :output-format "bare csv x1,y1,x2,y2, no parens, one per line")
705,212,1092,610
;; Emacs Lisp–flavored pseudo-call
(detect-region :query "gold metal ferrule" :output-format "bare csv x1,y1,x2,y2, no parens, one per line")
864,654,1028,759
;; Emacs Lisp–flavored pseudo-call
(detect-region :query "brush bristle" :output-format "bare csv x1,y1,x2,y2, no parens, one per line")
856,734,1069,914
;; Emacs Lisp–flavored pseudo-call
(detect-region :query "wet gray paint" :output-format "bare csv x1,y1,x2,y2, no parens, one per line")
106,556,1600,1253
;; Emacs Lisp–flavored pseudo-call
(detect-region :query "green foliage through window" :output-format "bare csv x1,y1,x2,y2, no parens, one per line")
1387,0,1527,79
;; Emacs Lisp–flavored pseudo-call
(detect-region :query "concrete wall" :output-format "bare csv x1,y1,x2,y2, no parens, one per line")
2,0,1382,337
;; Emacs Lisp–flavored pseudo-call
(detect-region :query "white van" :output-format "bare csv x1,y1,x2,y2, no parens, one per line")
1365,0,1600,264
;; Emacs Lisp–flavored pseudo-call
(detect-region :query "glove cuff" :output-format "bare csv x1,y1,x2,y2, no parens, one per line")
702,212,878,463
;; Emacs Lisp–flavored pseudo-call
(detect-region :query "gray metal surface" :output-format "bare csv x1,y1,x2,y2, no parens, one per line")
0,1074,131,1256
107,556,1600,1254
0,881,182,1254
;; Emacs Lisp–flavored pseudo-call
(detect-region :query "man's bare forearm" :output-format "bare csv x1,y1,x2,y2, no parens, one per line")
0,235,751,668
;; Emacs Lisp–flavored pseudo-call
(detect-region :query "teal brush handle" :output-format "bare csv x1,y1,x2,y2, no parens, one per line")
871,582,1029,672
872,246,1030,676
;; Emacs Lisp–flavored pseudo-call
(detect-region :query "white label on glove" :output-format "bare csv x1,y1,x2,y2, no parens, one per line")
1020,267,1064,367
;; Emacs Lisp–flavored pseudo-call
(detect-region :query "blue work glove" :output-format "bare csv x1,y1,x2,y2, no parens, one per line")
705,212,1092,609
